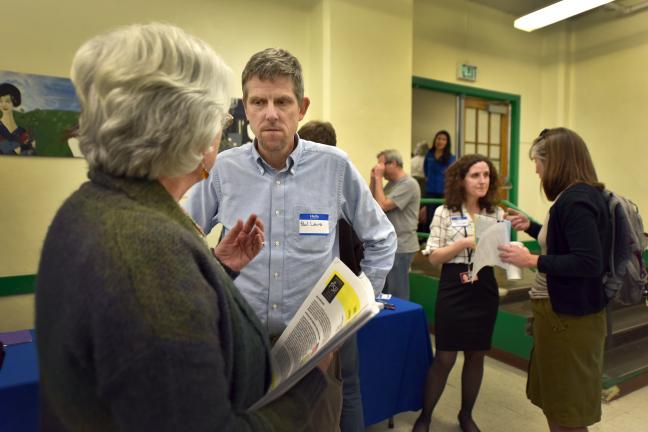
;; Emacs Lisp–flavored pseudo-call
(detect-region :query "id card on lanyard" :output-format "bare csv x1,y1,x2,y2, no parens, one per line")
454,212,476,284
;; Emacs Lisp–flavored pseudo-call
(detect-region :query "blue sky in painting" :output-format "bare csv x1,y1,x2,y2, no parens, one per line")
0,70,80,112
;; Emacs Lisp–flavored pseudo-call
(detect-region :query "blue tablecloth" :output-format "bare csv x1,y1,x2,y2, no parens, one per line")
358,297,433,427
0,299,432,430
0,331,39,432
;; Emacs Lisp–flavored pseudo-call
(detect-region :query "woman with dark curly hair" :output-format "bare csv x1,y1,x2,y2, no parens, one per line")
415,154,504,432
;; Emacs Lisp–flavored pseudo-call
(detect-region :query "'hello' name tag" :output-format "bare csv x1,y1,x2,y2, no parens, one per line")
299,213,330,236
450,216,470,227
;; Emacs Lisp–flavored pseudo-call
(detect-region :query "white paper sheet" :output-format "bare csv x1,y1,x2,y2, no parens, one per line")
471,219,512,281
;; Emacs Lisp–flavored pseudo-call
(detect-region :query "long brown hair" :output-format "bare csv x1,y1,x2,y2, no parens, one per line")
444,154,500,212
530,128,604,201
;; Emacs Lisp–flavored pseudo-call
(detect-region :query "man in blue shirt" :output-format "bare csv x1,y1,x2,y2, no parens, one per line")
184,48,396,429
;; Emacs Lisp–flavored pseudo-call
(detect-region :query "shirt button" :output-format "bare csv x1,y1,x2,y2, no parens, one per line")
276,180,281,185
272,304,278,310
273,272,280,279
274,240,280,247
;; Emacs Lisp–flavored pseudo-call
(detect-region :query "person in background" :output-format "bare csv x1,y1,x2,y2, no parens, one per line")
422,130,455,231
412,141,429,238
411,140,428,181
370,149,421,300
36,23,329,432
415,154,504,432
184,47,396,431
499,128,610,432
297,119,366,432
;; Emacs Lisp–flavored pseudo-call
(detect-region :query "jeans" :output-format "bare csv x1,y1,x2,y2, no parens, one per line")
339,335,365,431
385,252,415,300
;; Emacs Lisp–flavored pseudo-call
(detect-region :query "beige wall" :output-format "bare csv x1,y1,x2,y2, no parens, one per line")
325,0,413,175
568,9,648,216
411,89,456,153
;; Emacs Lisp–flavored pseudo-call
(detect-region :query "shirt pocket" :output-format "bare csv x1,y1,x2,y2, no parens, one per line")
291,204,337,253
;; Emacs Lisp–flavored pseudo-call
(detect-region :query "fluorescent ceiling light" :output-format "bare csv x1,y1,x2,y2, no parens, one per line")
514,0,615,32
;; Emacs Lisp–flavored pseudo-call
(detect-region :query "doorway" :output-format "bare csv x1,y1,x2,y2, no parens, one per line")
411,77,520,205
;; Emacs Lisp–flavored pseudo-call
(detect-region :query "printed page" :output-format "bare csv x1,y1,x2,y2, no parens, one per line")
250,258,380,410
472,219,511,280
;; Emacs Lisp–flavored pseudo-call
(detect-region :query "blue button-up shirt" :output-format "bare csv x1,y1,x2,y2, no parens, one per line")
184,138,396,336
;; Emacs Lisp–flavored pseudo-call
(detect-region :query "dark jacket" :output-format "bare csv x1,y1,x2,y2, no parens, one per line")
527,183,611,316
36,170,325,432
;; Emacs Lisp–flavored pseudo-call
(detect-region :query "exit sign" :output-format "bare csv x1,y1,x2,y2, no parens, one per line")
458,63,477,81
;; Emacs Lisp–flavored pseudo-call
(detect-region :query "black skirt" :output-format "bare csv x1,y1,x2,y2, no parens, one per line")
434,263,499,351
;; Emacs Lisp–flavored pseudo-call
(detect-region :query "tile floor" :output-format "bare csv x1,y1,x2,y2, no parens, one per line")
365,345,648,432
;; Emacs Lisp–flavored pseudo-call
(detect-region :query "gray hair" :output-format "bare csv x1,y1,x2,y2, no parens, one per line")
71,23,233,179
377,149,403,168
529,135,547,161
242,48,304,104
414,141,429,156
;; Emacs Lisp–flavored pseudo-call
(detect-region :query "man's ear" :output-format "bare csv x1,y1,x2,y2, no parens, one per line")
298,97,310,120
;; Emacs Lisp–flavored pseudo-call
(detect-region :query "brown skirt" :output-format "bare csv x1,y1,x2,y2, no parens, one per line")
527,299,606,427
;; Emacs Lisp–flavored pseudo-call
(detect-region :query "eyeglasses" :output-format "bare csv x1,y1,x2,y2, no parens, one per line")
538,128,550,139
221,113,233,131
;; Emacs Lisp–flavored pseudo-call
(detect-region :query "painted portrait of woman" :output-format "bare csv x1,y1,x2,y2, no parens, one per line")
0,83,36,155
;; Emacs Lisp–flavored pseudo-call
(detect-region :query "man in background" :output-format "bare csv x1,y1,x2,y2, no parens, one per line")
298,120,365,432
370,149,421,300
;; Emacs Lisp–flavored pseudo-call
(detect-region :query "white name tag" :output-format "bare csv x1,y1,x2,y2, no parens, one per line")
450,216,470,227
299,213,330,236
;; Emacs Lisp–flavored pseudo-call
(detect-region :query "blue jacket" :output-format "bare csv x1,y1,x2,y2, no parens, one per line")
423,151,455,195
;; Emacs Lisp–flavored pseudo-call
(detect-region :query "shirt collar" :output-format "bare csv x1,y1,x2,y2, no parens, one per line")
251,135,301,176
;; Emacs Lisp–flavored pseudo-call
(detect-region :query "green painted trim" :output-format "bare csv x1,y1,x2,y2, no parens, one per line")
0,274,36,297
491,311,533,359
420,198,444,205
412,76,521,207
409,272,438,323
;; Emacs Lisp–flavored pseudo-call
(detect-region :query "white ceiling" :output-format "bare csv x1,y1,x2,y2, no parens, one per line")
471,0,557,17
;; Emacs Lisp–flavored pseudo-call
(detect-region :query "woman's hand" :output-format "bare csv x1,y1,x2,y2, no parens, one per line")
498,243,538,268
462,235,476,250
213,214,265,272
505,209,531,232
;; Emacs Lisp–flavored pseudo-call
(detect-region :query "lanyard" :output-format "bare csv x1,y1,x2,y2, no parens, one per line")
460,209,473,265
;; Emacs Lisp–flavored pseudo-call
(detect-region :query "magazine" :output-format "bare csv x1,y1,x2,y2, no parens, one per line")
249,257,382,410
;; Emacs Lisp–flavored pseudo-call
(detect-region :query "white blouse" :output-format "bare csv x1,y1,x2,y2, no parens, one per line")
423,204,505,264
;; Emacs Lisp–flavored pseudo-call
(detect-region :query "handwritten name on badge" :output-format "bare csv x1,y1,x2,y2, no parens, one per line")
299,213,330,236
450,216,470,227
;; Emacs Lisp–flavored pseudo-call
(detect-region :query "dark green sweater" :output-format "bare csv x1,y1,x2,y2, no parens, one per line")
36,170,325,431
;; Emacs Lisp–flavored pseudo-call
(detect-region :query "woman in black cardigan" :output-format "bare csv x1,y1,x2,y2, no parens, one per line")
499,128,610,432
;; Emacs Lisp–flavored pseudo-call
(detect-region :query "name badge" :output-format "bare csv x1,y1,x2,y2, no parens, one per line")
450,216,470,227
299,213,330,236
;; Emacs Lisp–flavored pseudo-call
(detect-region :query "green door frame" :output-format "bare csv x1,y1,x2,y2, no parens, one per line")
412,76,521,206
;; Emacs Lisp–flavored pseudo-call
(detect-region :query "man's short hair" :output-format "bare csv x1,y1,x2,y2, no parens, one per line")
377,149,403,168
70,23,233,179
298,121,336,146
242,48,304,104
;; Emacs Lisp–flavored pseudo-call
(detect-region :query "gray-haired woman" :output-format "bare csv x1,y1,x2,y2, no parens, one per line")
36,23,327,431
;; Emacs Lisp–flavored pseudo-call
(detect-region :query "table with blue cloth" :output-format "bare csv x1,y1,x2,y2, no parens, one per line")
0,331,39,432
0,299,433,431
358,297,433,427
